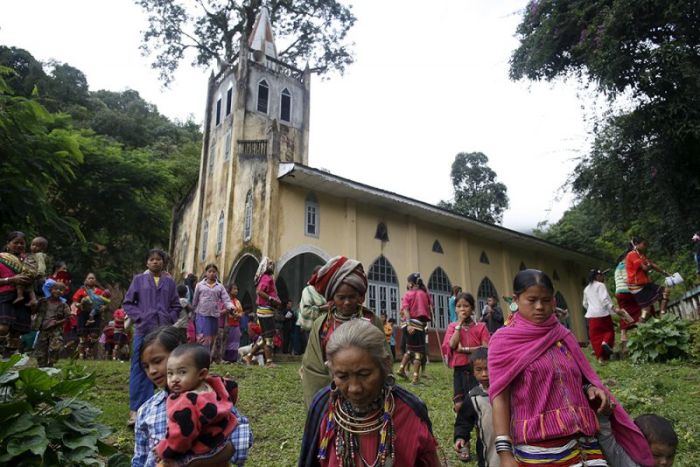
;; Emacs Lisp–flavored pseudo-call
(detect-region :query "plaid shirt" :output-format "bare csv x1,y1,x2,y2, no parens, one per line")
132,390,253,466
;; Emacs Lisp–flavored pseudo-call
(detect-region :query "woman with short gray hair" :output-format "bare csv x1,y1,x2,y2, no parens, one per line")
298,319,440,467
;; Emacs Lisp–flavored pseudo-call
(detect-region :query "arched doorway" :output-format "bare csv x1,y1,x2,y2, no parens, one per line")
428,267,452,329
229,255,259,312
476,277,499,320
276,252,325,308
367,255,399,321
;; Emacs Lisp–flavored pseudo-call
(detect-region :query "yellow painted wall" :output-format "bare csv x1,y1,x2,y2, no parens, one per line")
275,183,590,341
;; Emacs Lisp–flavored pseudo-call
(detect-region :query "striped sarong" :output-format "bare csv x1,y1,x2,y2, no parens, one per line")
514,436,607,466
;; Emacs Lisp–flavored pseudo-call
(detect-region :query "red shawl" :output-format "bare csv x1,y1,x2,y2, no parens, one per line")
488,313,654,466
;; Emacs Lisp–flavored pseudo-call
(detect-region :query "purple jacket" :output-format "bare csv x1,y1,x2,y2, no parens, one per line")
123,272,181,336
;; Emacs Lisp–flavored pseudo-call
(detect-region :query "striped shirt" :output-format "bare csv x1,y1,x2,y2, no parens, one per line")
510,341,598,444
614,262,629,294
133,390,253,466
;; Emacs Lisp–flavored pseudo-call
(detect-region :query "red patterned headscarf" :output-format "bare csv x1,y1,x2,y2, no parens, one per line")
309,256,367,300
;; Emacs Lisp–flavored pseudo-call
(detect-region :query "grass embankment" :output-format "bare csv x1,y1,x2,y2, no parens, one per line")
74,358,700,466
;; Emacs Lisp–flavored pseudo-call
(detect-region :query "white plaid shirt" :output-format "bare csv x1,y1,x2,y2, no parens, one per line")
132,390,253,466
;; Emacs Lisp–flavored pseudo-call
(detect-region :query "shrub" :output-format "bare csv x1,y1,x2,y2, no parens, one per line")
627,314,691,363
689,320,700,363
0,355,129,466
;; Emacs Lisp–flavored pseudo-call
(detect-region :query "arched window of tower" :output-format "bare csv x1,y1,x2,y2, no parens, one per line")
201,220,209,261
216,211,225,255
257,80,269,114
280,88,291,122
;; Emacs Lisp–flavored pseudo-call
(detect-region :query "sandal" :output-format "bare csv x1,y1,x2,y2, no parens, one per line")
458,447,472,462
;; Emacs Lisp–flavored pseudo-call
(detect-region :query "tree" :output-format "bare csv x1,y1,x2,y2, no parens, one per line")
0,66,84,236
136,0,357,85
0,48,203,285
512,0,700,278
439,152,509,224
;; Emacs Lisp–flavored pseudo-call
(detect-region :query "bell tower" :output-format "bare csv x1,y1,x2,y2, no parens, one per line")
180,6,311,281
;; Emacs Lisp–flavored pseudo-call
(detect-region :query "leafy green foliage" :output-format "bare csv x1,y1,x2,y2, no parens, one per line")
136,0,357,85
514,1,700,282
688,320,700,363
0,356,128,466
0,46,201,285
627,314,691,363
439,152,509,224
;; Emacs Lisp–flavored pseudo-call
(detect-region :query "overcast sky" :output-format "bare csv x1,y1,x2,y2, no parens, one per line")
1,0,599,232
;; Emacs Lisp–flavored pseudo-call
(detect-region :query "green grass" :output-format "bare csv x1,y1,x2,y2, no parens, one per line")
68,357,700,466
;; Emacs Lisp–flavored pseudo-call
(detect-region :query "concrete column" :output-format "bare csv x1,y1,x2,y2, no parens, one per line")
459,234,472,292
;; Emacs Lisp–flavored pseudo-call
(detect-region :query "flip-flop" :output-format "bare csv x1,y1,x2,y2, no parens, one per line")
458,448,471,462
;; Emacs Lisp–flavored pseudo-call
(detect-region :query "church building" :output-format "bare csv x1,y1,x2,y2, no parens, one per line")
170,9,597,353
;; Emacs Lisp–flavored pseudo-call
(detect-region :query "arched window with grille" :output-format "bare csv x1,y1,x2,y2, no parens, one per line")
216,211,224,255
367,256,399,321
201,221,209,262
280,88,291,122
428,267,452,329
476,277,498,320
432,240,443,254
257,79,269,113
244,190,253,241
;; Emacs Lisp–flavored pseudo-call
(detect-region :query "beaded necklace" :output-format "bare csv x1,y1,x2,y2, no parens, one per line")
318,387,396,467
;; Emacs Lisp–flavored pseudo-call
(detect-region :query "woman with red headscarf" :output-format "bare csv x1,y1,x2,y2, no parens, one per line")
300,256,386,408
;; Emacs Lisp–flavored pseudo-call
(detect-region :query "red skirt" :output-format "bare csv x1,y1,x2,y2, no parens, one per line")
588,315,615,360
615,293,641,330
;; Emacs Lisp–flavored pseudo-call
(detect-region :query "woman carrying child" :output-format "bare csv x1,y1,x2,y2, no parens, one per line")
0,231,33,356
72,272,109,359
441,292,490,413
133,327,252,466
192,264,233,353
489,269,654,467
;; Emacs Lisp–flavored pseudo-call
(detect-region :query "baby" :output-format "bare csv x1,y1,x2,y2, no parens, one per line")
11,236,49,306
155,344,238,466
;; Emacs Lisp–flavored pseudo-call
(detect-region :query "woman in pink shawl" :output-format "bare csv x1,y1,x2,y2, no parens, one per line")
489,269,654,467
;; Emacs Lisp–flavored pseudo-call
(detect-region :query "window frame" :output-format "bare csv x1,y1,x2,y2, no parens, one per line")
225,86,233,116
215,97,222,126
257,79,269,114
216,211,225,255
244,190,253,242
201,221,209,261
304,193,319,238
280,88,291,122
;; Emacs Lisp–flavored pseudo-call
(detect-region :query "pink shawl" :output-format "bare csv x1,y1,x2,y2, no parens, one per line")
488,313,654,466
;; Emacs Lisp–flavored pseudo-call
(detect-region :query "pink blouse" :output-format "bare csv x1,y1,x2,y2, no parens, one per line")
441,321,490,368
255,274,279,307
401,289,432,321
509,341,598,444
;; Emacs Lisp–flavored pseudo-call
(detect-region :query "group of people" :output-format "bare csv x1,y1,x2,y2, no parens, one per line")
0,231,127,364
0,229,682,466
583,236,675,364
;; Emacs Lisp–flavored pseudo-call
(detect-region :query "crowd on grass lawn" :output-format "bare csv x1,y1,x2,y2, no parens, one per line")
2,229,695,466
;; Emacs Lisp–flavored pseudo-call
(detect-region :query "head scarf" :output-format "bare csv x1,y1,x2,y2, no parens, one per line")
254,256,273,285
309,256,367,300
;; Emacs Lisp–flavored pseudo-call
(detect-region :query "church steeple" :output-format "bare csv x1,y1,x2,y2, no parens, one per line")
248,7,277,59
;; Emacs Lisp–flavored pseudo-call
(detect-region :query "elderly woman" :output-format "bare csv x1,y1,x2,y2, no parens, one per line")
299,319,440,466
300,256,385,408
0,231,33,356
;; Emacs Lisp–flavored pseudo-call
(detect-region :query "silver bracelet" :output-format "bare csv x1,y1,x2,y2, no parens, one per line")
494,435,512,443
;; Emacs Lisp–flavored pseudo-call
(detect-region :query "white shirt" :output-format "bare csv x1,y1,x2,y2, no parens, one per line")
582,281,613,318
